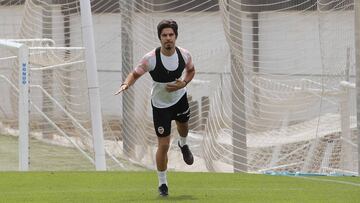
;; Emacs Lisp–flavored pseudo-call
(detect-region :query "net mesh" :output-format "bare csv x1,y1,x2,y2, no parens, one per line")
0,0,357,174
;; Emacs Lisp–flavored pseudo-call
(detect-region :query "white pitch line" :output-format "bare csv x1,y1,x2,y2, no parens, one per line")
295,176,360,187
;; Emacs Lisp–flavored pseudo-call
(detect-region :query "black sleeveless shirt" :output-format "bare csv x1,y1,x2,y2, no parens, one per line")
149,47,186,83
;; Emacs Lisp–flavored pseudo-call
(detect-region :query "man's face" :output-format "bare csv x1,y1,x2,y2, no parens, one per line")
160,28,176,50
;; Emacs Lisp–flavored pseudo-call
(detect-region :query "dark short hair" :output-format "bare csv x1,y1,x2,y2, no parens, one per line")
157,19,178,39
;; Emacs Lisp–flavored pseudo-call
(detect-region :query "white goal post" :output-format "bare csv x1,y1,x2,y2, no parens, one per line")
0,40,29,171
79,0,106,171
0,0,107,171
0,38,107,171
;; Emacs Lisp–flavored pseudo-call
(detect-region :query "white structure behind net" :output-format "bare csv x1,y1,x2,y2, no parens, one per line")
0,0,357,174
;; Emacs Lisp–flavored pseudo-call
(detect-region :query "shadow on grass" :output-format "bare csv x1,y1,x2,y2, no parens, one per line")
156,195,197,201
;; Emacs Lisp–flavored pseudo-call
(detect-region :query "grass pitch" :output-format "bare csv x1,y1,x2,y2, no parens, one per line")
0,134,93,171
1,134,359,202
0,171,359,203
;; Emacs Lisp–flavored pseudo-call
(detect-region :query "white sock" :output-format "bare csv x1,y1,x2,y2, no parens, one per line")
157,170,168,186
179,136,187,147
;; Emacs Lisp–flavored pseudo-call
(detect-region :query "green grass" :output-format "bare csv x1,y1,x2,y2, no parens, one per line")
1,134,359,202
0,134,93,171
0,171,359,203
0,134,143,171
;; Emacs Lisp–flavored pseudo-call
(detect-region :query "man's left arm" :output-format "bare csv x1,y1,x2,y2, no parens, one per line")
182,57,195,87
166,53,195,92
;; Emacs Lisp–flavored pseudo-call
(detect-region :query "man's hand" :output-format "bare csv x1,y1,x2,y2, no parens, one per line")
166,79,187,92
114,83,129,95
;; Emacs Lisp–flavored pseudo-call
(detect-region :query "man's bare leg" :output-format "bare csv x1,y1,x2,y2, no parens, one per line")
156,135,170,172
156,135,170,197
176,121,188,146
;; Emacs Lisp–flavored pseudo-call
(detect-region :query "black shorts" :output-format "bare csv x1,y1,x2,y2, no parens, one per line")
152,93,190,137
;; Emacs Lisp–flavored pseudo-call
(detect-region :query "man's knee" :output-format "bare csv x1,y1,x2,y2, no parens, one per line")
158,136,170,152
158,142,170,151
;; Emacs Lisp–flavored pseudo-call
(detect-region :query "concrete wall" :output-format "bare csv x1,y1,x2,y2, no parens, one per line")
0,6,355,120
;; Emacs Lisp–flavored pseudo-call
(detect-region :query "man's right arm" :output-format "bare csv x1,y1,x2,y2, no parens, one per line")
114,55,149,95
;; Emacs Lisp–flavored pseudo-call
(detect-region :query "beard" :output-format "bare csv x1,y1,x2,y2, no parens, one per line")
164,42,173,50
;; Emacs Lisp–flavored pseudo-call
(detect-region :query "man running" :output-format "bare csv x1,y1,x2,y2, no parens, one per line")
115,19,195,197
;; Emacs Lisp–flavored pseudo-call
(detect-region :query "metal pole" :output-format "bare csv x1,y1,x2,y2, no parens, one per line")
61,3,72,114
120,0,136,158
79,0,106,171
42,0,53,139
252,13,260,118
340,84,352,171
355,0,360,176
229,0,247,173
0,40,30,171
18,44,29,171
